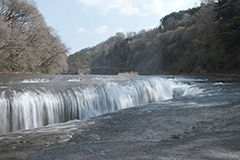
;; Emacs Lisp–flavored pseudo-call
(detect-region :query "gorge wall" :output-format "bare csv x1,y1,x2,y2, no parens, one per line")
68,1,240,75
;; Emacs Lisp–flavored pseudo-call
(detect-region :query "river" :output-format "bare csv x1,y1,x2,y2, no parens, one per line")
0,74,206,134
0,74,240,159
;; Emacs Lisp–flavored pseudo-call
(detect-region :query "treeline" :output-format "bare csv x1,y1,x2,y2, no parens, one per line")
68,33,127,75
160,0,240,73
69,0,240,75
0,0,68,74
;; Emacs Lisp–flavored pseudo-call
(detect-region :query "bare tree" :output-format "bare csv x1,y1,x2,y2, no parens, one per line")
0,0,68,73
126,32,137,38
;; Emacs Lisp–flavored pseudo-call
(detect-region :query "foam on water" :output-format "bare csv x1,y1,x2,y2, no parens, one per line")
21,78,50,83
67,78,83,82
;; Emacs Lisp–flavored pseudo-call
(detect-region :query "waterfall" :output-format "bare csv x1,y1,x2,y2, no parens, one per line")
0,76,202,134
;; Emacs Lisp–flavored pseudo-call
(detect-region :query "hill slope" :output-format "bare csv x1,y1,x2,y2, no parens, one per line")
69,1,240,75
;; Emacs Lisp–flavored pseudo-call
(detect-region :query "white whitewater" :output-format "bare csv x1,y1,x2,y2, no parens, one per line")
0,76,202,134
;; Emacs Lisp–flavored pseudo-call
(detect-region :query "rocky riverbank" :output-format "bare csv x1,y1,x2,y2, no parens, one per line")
0,81,240,160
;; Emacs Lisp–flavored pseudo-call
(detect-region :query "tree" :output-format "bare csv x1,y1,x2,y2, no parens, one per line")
0,0,69,73
214,0,240,69
215,0,239,21
68,49,92,75
116,32,125,39
126,32,136,38
200,0,215,5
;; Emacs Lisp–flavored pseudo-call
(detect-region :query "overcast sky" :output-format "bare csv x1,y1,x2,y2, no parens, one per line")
34,0,201,54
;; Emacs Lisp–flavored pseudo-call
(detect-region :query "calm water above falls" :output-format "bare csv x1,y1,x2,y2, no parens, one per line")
0,74,238,135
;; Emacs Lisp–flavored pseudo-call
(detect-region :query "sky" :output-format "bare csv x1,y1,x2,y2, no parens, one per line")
34,0,201,54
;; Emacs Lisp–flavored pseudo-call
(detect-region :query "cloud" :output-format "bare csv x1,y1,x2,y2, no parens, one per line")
76,0,200,16
119,3,140,15
76,0,101,6
75,0,140,15
95,25,108,34
116,28,125,33
77,27,86,34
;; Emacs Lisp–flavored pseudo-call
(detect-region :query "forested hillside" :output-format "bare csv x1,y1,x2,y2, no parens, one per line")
0,0,68,74
69,0,240,75
67,48,91,75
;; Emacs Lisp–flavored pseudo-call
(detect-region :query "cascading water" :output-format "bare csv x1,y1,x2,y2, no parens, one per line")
0,75,202,134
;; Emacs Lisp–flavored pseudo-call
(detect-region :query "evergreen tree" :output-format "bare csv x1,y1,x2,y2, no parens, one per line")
215,0,239,21
215,0,240,69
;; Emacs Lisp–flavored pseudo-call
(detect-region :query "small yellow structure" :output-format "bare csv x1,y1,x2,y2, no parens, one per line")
118,71,138,75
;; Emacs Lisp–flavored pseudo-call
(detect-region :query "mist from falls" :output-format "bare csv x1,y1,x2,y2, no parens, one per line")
0,75,202,134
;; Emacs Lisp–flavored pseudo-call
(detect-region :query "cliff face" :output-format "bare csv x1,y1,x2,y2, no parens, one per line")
71,1,239,75
0,0,68,74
